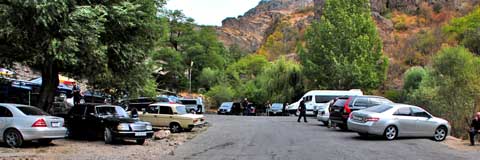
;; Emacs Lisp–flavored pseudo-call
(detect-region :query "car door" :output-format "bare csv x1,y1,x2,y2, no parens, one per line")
158,106,174,127
68,105,87,132
0,106,14,137
411,107,436,136
392,107,417,137
140,105,161,126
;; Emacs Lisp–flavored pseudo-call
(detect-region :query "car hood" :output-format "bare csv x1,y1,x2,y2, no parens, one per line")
101,117,137,123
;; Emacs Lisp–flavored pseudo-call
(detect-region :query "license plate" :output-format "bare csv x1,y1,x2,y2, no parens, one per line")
135,132,147,137
334,109,340,112
353,116,363,121
51,122,60,128
273,112,277,114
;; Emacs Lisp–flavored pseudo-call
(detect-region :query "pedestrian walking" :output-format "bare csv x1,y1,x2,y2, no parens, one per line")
469,112,480,146
297,98,307,123
266,101,271,116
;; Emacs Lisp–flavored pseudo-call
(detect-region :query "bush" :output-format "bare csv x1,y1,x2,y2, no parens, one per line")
433,3,443,13
384,89,403,102
206,85,236,108
394,21,408,31
403,66,428,92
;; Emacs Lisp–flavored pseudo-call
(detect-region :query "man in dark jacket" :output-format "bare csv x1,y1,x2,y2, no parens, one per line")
297,98,307,123
72,84,81,106
469,112,480,146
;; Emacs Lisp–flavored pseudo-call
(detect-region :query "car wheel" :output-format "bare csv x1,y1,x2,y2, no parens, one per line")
384,125,398,140
4,129,23,148
104,128,114,144
322,121,329,126
338,124,348,130
295,111,299,116
38,139,52,145
136,139,146,145
433,126,448,141
170,123,182,133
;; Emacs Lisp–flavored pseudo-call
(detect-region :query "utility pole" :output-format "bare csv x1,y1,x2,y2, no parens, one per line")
189,61,194,93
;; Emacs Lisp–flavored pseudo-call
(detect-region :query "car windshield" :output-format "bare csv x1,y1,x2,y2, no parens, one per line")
271,103,283,109
220,102,233,109
16,106,50,116
363,105,393,113
315,96,338,103
176,106,188,114
96,106,129,118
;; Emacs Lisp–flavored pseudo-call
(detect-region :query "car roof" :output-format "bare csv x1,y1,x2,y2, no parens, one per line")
149,102,185,107
304,90,363,96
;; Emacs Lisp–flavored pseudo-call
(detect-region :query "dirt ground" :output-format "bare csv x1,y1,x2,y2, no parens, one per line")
442,136,480,152
0,126,208,160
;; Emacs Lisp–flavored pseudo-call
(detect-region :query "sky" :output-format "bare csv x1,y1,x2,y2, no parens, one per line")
165,0,262,26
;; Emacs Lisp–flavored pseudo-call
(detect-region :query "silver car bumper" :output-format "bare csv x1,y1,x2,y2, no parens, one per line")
347,119,385,136
19,127,68,141
316,111,329,122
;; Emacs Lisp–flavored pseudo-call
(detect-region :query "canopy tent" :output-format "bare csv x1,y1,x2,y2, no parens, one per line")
0,68,15,77
59,75,75,85
29,77,72,93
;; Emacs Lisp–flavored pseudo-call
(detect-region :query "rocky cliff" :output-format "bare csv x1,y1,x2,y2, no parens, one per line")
216,0,475,53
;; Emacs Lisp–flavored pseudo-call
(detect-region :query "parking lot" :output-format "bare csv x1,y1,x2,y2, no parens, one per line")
0,127,208,160
168,115,480,160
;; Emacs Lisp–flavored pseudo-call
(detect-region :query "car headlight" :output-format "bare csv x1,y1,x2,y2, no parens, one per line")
146,124,153,131
117,123,130,131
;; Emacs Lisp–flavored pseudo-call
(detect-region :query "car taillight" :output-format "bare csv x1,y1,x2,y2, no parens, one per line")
32,119,47,127
343,98,351,113
348,112,353,119
193,119,198,123
365,117,380,122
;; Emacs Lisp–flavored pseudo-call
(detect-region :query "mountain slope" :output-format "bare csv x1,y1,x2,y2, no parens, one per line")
216,0,479,88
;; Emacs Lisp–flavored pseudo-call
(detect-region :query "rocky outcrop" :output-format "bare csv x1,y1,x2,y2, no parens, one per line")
216,0,470,53
216,0,313,53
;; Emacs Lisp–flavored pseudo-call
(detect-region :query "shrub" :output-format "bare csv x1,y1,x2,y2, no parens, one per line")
433,3,443,13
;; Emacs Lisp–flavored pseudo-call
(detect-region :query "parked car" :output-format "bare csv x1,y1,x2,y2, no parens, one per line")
0,103,67,147
122,97,170,111
317,99,337,126
65,104,153,145
178,98,205,114
80,90,110,104
217,102,242,115
348,104,450,141
267,103,284,116
329,95,393,130
286,89,363,116
139,103,205,133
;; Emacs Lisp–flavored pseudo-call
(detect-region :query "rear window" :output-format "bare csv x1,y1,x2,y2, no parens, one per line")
271,103,283,109
363,105,392,113
17,106,49,116
315,96,338,103
333,99,348,107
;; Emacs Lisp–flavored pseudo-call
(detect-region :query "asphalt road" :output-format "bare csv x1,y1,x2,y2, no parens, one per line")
167,115,480,160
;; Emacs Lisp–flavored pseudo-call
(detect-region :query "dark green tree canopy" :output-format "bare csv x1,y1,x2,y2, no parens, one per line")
0,0,164,110
301,0,387,90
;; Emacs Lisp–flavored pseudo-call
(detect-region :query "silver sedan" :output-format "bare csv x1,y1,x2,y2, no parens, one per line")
0,103,67,147
347,104,450,141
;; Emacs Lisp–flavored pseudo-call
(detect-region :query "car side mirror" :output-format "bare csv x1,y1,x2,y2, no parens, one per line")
173,112,178,115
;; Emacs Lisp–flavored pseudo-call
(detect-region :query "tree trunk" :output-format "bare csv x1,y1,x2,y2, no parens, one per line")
37,62,59,112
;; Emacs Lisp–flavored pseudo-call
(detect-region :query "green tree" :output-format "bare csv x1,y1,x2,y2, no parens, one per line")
408,46,480,137
403,66,428,93
301,0,388,90
444,7,480,54
257,57,304,103
0,0,164,110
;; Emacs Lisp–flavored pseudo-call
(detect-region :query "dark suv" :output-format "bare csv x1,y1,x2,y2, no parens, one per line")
65,104,154,145
121,97,170,111
329,95,393,130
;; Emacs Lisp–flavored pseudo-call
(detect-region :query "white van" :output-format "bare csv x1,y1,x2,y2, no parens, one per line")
286,90,363,118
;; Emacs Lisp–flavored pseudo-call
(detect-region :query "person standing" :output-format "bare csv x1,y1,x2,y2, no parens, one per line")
197,96,203,113
469,112,480,146
297,98,307,123
265,101,272,116
283,103,288,116
72,83,81,106
242,98,249,116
